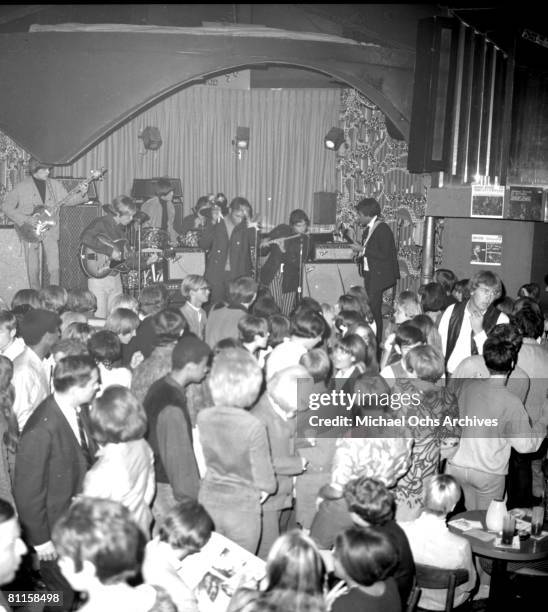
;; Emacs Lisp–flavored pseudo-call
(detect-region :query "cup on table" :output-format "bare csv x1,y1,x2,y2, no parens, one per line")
501,514,516,545
531,506,544,536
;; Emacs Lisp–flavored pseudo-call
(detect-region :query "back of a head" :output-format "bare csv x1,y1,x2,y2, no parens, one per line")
334,310,364,336
267,365,311,412
344,477,395,526
52,497,144,585
433,269,457,293
518,282,541,301
159,498,214,554
487,323,523,353
139,283,169,315
404,345,444,383
171,334,211,371
252,295,281,319
512,304,544,339
356,197,381,218
290,308,326,340
299,348,331,383
11,288,41,311
88,330,122,365
238,315,268,344
38,285,68,314
268,315,290,347
419,282,446,312
394,321,425,348
483,337,516,374
151,308,188,344
334,526,397,587
294,298,322,316
66,289,97,314
266,530,325,596
423,474,461,515
208,347,263,408
0,497,15,524
228,276,258,306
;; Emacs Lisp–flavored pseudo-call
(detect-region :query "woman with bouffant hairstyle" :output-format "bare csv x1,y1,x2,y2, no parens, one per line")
84,386,154,534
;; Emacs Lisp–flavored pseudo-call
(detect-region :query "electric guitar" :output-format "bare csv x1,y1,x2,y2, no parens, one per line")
16,168,108,243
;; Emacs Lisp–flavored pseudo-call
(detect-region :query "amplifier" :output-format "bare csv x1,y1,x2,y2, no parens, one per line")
167,248,206,280
314,243,354,261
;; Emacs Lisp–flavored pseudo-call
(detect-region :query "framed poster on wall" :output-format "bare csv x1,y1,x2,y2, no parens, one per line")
470,184,505,219
470,234,502,266
507,186,544,221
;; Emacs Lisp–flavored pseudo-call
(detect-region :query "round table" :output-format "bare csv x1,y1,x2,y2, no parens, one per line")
449,510,548,610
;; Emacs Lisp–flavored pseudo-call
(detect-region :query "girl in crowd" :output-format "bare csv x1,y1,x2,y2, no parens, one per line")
330,527,401,612
85,386,155,535
379,321,425,383
105,307,141,346
267,314,291,349
330,333,366,395
87,330,132,394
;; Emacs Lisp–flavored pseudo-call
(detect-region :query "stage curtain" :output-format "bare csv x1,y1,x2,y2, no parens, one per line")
64,86,340,228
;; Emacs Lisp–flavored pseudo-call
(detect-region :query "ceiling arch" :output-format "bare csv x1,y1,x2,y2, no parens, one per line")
0,29,414,163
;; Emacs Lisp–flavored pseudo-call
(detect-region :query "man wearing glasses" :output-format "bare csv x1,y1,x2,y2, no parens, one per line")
438,270,508,376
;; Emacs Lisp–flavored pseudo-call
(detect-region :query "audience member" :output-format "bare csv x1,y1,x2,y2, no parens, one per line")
330,334,366,395
88,330,131,394
62,321,93,344
0,357,17,506
267,314,291,349
517,282,540,301
14,355,100,610
84,386,154,534
0,498,27,601
143,335,210,524
180,274,210,339
105,307,140,346
238,314,270,366
418,282,446,324
400,475,476,610
11,288,41,311
433,268,457,306
197,348,276,553
380,321,424,383
38,285,68,314
0,310,25,361
451,278,470,303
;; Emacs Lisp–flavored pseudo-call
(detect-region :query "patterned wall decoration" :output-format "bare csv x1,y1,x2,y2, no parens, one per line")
0,130,29,225
335,89,428,304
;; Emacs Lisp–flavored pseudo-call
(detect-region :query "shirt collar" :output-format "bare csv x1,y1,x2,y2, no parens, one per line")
367,215,378,230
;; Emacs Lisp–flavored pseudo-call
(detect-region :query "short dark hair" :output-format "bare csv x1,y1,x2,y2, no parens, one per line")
229,196,251,213
90,386,146,444
156,178,174,197
512,306,544,340
158,499,213,554
453,279,470,300
394,321,425,348
483,337,516,374
418,282,446,312
289,209,310,226
53,355,98,393
0,310,16,332
488,323,523,353
268,314,290,348
139,283,169,314
252,295,281,319
171,335,211,370
334,527,398,586
335,333,367,364
356,198,381,218
227,276,258,305
434,269,457,293
238,315,268,343
88,330,122,365
290,309,326,339
517,282,540,301
151,308,188,343
111,195,136,214
52,497,144,584
11,289,41,311
344,477,395,525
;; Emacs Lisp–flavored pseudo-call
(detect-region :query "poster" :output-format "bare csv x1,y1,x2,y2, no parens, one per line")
470,184,505,218
470,234,502,266
507,186,544,221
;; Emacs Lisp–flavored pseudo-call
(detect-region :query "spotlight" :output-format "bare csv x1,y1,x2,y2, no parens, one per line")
324,127,345,151
139,126,162,151
234,126,250,150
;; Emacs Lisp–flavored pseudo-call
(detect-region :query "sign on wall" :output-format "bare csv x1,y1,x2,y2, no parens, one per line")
470,234,502,266
470,184,505,219
507,186,544,221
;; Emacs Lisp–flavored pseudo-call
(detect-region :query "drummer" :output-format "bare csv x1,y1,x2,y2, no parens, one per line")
141,178,178,244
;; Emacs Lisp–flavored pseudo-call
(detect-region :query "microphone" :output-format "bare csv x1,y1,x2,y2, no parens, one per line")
133,211,150,224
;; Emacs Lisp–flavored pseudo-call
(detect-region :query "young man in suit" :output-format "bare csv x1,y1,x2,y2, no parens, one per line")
14,355,100,611
2,159,88,289
351,197,399,343
199,197,253,305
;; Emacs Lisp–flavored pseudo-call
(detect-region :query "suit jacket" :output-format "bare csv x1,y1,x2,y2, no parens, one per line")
363,221,399,291
3,176,84,239
199,218,252,291
251,394,303,511
14,395,97,546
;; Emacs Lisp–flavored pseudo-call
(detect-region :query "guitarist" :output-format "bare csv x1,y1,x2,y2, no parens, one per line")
80,195,137,318
260,209,311,315
2,158,88,289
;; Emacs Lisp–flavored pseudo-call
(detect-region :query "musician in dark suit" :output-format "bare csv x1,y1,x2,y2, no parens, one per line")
2,159,88,290
80,195,137,318
14,355,100,611
260,209,311,315
198,197,253,305
351,198,399,343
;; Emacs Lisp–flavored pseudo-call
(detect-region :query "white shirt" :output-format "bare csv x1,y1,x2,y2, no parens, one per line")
54,392,87,447
12,347,50,431
265,338,307,380
0,337,25,361
438,302,509,374
400,512,476,611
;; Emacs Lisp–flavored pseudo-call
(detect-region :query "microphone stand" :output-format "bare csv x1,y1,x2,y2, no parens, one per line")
297,235,304,306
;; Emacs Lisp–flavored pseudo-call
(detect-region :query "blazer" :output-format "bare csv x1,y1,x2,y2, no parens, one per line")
3,176,84,239
14,395,97,546
251,394,304,511
363,221,399,291
199,218,252,287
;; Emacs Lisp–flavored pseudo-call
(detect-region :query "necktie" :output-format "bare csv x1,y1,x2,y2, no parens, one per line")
160,199,168,230
75,406,93,466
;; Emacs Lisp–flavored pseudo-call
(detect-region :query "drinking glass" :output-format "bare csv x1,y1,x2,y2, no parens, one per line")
501,514,515,545
531,506,544,536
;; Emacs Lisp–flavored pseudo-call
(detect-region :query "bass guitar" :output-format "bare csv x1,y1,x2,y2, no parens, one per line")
16,168,108,243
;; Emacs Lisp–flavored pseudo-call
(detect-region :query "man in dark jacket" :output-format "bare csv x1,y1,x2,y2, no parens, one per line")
14,355,100,611
351,198,399,343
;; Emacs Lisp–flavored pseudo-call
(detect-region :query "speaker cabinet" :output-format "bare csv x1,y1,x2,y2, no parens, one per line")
166,248,206,281
0,228,28,303
59,205,102,290
313,192,337,225
303,262,363,305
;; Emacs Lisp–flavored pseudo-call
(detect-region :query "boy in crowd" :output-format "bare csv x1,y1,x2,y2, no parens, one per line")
180,275,210,340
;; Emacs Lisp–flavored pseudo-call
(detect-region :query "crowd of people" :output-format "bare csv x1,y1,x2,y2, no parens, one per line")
0,189,547,612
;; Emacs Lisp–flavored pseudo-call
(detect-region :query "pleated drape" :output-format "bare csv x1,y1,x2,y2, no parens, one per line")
65,86,340,227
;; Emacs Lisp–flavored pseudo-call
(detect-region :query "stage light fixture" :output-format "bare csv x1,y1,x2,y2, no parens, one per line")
324,127,345,151
139,126,163,151
234,126,250,150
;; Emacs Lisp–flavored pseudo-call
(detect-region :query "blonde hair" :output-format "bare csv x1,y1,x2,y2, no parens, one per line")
208,348,263,408
180,274,209,300
423,474,461,515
